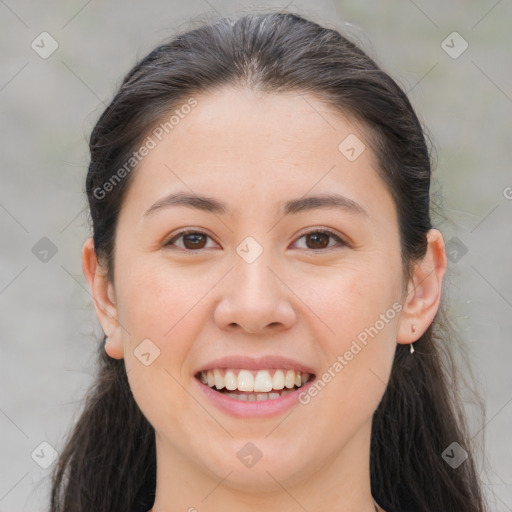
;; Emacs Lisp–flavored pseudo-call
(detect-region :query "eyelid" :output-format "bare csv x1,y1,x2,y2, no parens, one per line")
165,226,349,251
292,226,348,250
165,228,220,250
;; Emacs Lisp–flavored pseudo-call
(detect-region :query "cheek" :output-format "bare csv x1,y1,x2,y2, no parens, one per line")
113,258,215,418
300,257,401,408
115,257,210,340
302,255,402,341
117,260,214,435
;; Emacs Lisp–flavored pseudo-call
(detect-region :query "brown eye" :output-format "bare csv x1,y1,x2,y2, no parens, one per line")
182,233,207,249
294,229,346,251
166,229,345,252
305,232,330,249
166,231,216,251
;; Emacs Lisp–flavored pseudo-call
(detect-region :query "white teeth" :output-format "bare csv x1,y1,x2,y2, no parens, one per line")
272,370,285,390
201,368,312,393
214,369,224,390
222,389,295,401
237,370,254,391
254,370,273,392
224,370,237,391
285,370,296,389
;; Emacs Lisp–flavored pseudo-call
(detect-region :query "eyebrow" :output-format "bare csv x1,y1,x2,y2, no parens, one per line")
143,191,368,218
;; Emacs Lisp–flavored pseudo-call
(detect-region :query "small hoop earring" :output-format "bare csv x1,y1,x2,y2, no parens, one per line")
410,324,416,354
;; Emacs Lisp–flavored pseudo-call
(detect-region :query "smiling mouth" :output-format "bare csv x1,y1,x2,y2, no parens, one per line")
196,368,314,401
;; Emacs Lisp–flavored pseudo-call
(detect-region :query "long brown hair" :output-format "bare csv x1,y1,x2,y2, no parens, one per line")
50,12,486,511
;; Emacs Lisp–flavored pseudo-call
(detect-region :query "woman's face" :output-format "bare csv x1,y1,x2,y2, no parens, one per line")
104,88,407,491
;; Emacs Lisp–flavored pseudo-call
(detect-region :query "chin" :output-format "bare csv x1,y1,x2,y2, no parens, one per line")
198,440,314,492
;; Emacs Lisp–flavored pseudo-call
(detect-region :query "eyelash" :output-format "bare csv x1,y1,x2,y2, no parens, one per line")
165,227,348,252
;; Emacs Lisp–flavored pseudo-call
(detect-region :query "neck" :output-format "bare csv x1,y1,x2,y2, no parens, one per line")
150,419,382,512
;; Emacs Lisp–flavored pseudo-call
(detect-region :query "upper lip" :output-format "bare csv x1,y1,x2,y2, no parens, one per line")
195,355,316,376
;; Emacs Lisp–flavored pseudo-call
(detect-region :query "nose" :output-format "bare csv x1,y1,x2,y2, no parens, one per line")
213,250,297,334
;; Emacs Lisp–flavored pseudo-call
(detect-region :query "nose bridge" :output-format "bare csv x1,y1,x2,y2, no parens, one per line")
233,236,280,305
213,237,296,333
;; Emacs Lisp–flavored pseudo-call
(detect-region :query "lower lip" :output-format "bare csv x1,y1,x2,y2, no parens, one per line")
194,376,316,418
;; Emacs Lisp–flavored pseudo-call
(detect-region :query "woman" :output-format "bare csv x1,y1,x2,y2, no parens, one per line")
50,12,486,512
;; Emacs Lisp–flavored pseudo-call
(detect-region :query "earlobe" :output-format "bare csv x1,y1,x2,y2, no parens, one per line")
397,229,447,344
81,237,125,359
104,336,124,359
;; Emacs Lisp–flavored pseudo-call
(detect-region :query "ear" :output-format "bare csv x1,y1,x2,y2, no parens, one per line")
397,229,447,345
82,237,124,359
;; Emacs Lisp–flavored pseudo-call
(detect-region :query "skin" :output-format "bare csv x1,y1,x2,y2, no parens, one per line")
82,87,446,512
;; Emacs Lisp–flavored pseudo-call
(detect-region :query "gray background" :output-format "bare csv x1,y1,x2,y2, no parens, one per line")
1,0,511,510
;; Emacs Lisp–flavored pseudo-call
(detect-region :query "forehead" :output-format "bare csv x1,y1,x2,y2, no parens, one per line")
121,87,396,224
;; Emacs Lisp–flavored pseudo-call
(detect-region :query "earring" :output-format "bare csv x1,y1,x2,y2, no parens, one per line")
410,324,416,354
